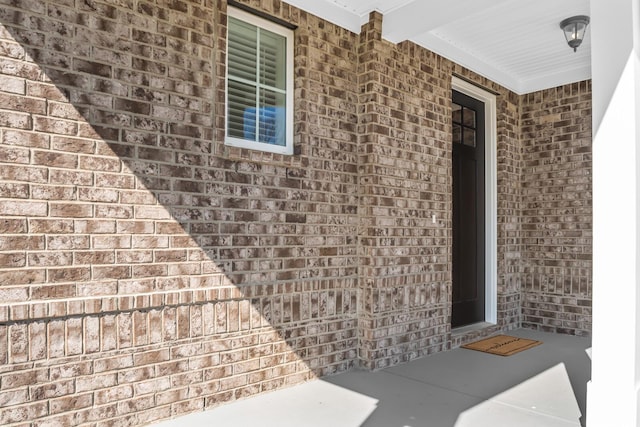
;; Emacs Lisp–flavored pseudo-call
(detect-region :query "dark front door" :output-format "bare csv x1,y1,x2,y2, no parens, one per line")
452,90,485,328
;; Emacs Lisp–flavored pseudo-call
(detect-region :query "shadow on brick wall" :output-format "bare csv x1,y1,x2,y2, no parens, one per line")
0,1,361,424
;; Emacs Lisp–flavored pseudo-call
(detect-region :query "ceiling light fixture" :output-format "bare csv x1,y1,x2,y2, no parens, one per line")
560,15,590,52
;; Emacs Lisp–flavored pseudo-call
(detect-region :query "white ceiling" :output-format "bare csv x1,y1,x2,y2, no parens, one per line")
285,0,591,94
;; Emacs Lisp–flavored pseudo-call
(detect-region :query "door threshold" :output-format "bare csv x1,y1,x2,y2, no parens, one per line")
452,322,494,336
451,322,500,348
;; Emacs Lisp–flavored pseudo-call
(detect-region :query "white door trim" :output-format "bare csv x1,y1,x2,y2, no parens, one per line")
451,76,498,324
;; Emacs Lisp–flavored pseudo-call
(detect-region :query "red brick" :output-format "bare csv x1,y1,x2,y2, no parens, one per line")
116,220,154,234
48,102,85,121
95,204,133,219
0,55,42,79
66,318,83,355
9,324,28,363
0,234,45,251
32,150,78,168
30,284,75,300
0,165,48,183
28,252,73,267
0,92,46,114
0,252,26,268
0,388,29,407
29,379,75,400
0,110,32,129
2,130,49,149
47,320,66,358
0,146,30,164
171,397,205,417
0,200,47,216
33,117,78,135
29,321,47,361
0,326,6,364
49,203,93,218
99,315,117,351
1,368,49,390
28,219,73,233
78,188,119,203
219,375,247,392
0,219,27,234
75,372,117,393
0,75,26,95
9,304,30,322
93,354,134,374
94,384,133,405
0,269,46,286
132,235,168,249
135,406,173,425
119,190,158,205
49,169,93,186
79,155,122,172
0,400,48,424
95,172,136,189
30,184,76,200
46,235,90,250
117,312,133,349
48,267,91,283
155,387,188,406
156,249,188,263
92,265,131,280
133,378,171,397
74,219,116,234
26,81,67,102
92,235,131,249
51,136,96,154
49,392,93,415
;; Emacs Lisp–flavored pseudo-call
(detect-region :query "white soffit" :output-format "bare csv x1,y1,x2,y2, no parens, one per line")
284,0,591,94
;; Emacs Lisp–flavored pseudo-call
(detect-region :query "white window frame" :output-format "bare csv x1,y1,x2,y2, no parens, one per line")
225,7,294,155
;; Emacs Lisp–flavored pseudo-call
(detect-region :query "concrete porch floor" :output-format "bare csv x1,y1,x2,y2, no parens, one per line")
153,329,591,427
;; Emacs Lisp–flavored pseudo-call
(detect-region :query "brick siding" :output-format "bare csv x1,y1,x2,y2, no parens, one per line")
0,0,591,425
357,13,452,369
521,81,592,335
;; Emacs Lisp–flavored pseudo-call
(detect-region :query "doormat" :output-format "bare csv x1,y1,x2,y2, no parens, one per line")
462,335,542,356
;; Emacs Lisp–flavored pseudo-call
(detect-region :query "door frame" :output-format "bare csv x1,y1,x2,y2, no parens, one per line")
451,76,497,325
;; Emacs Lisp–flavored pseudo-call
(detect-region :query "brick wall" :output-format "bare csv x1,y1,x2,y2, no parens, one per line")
0,1,360,425
521,81,592,335
0,0,591,425
357,14,453,369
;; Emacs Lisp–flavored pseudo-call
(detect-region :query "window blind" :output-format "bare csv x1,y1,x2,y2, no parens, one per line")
227,14,288,147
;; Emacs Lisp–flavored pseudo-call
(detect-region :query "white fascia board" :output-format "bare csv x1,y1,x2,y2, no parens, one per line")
519,64,592,94
410,33,523,94
383,0,512,44
284,0,362,33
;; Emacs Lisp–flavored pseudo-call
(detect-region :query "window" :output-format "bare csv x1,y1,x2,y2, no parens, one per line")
225,7,294,155
452,102,477,147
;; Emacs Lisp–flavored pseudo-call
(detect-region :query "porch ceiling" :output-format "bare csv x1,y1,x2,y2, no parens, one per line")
284,0,591,94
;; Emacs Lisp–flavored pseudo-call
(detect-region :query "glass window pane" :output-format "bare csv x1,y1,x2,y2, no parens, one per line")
463,128,476,147
463,107,476,128
228,79,257,140
228,17,257,82
225,8,293,154
260,29,286,90
259,89,286,146
452,103,462,124
453,124,461,145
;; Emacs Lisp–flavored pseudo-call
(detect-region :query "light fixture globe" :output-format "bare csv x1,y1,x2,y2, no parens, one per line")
560,15,590,52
